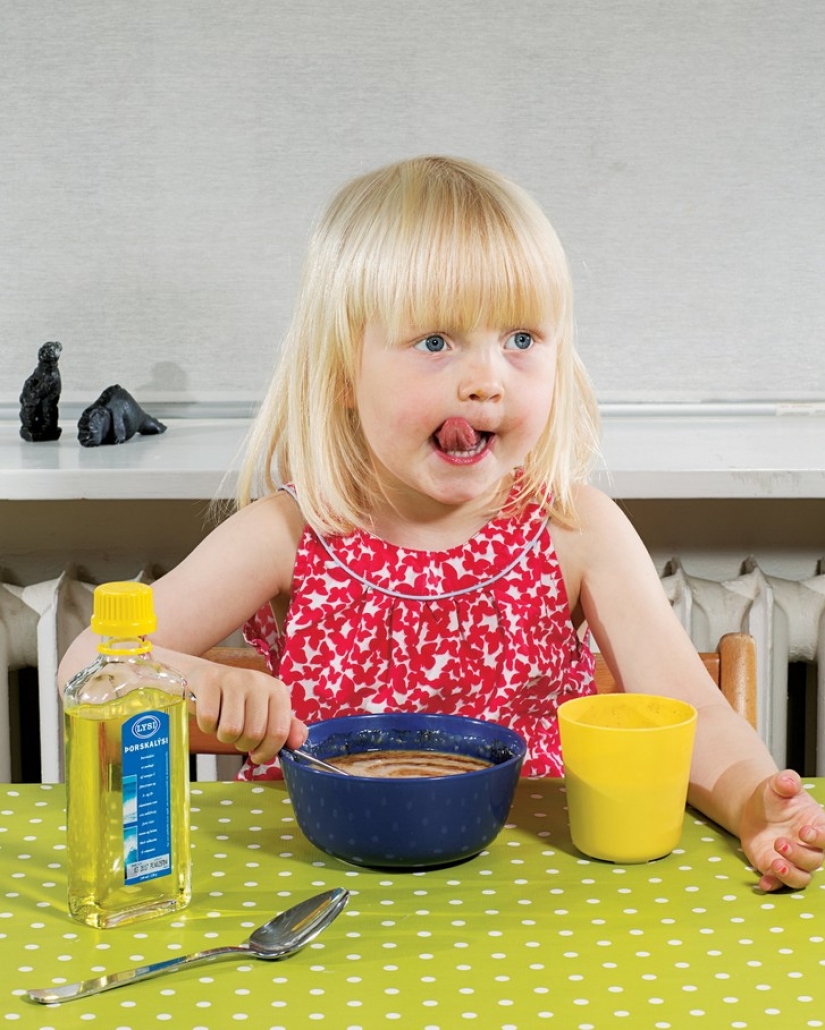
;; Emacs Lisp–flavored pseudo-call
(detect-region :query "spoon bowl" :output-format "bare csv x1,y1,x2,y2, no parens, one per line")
27,887,349,1004
246,885,349,955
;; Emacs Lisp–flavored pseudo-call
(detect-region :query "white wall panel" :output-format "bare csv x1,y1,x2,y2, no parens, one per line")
2,1,823,409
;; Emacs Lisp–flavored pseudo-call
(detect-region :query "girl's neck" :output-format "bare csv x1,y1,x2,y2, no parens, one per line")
365,476,515,551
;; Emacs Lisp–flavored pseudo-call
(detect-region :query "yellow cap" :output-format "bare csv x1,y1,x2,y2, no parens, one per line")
90,581,157,639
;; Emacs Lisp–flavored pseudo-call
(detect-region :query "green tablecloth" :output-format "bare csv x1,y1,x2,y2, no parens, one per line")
2,780,824,1029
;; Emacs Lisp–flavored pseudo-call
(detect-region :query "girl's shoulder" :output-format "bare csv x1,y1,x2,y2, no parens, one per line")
550,483,641,597
232,488,307,541
214,490,307,594
554,482,641,551
567,482,626,525
252,489,307,551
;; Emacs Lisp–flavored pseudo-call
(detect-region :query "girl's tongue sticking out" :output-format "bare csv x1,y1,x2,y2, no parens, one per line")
434,417,485,457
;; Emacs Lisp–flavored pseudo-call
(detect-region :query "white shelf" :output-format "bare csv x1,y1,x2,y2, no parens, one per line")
0,419,248,500
592,412,825,499
2,413,825,502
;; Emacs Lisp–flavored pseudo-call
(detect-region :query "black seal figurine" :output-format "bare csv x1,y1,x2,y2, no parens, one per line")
77,385,167,448
19,341,63,442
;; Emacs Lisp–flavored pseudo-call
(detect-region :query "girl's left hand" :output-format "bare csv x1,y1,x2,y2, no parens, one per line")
739,770,825,890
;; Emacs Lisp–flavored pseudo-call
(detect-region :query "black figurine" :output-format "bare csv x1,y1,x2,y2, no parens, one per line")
77,385,167,447
19,341,63,442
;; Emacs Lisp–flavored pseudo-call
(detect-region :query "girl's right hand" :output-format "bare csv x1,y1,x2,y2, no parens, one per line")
190,661,307,766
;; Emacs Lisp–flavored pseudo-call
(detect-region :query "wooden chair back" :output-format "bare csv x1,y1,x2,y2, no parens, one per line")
594,631,757,728
190,632,757,755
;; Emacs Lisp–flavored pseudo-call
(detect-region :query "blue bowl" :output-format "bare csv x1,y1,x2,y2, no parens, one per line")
279,712,526,869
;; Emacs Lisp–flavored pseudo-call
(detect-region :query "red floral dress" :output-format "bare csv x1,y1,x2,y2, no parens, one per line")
239,488,595,780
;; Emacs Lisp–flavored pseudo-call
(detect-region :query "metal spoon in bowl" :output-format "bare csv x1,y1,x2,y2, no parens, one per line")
27,887,349,1005
281,746,352,775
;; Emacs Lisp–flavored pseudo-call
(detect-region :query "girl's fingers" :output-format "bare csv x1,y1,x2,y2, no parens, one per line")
246,704,290,765
760,855,814,892
774,836,824,874
286,718,310,751
213,691,248,747
191,687,221,736
758,871,784,892
771,770,802,798
194,666,295,763
799,822,825,847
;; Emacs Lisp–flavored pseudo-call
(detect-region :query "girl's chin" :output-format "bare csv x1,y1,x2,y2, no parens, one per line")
421,468,513,507
372,451,515,507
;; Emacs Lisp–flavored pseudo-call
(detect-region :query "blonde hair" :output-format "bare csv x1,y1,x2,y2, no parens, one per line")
237,155,600,533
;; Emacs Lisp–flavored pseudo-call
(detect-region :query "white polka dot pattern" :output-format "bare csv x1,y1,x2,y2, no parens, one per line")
1,781,824,1029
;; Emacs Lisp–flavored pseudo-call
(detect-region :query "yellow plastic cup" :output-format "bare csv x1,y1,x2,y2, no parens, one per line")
558,693,697,863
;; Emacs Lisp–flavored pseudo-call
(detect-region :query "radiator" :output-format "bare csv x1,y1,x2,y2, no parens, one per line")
2,561,824,783
662,557,825,773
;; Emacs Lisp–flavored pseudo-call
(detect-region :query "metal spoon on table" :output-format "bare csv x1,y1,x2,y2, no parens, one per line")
28,887,349,1005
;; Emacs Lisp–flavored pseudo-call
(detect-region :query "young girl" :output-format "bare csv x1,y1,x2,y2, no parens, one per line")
60,155,824,891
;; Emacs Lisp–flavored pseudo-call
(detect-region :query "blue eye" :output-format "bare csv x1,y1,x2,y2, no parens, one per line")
415,334,448,353
506,331,534,351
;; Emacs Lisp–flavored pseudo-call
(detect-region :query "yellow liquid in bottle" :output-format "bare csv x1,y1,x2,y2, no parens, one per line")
65,687,191,928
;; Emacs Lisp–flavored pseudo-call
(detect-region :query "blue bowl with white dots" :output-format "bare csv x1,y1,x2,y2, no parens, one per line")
280,712,526,869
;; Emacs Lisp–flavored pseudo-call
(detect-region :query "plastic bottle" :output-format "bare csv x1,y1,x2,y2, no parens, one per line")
63,581,192,928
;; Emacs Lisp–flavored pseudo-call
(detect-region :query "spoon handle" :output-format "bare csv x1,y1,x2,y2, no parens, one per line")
28,944,250,1004
281,746,350,775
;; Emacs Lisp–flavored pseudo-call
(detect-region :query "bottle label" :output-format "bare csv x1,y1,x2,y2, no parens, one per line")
122,710,172,885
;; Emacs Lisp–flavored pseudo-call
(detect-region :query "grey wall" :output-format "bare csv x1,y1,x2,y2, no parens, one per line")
3,1,824,410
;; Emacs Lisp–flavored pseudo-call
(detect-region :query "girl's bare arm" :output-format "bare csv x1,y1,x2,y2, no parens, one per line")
58,492,307,763
553,485,825,889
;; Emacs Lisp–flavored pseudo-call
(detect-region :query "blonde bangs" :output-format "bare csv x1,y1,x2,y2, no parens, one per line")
384,223,559,341
341,158,567,341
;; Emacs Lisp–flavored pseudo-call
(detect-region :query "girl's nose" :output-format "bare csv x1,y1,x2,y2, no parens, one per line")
463,383,502,401
458,359,504,403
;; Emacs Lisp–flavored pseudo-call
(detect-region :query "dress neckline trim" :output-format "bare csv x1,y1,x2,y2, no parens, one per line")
280,483,550,602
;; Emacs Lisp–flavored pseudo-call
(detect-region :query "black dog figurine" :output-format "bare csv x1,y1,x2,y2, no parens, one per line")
77,385,167,447
19,341,63,442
